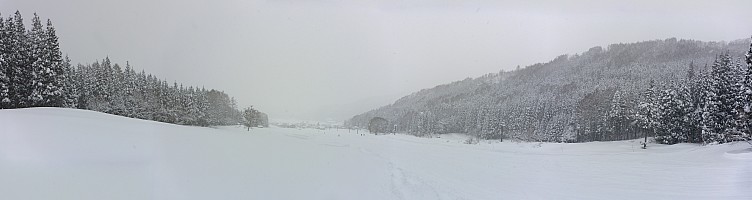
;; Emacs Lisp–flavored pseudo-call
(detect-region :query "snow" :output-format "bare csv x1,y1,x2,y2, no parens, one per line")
1,108,751,200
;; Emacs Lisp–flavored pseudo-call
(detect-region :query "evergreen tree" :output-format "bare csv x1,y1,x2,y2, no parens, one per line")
195,87,210,126
654,84,693,144
76,63,93,109
0,14,9,108
61,55,78,108
687,64,706,143
607,90,630,140
729,59,748,142
122,62,140,117
90,60,111,111
702,54,744,143
110,63,126,114
744,37,752,139
42,19,64,107
27,13,47,106
8,11,31,108
747,37,752,67
636,80,659,147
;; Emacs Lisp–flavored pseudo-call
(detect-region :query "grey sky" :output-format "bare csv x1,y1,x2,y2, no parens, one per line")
3,0,752,122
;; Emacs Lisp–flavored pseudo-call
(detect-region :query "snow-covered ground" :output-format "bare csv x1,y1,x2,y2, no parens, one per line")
1,108,750,200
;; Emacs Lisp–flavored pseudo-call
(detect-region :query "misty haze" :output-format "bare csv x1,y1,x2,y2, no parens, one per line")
1,0,751,199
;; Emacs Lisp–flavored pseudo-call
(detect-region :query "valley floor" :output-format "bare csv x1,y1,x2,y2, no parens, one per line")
1,108,750,200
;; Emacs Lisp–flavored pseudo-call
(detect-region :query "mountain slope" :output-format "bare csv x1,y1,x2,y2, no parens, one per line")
348,38,750,141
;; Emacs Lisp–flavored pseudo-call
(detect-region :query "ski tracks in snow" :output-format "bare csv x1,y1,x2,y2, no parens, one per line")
356,146,459,200
387,162,445,200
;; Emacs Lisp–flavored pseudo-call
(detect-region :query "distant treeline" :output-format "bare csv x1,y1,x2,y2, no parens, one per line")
349,38,752,144
0,11,266,127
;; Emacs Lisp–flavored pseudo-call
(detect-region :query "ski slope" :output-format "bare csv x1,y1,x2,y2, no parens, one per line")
1,108,750,200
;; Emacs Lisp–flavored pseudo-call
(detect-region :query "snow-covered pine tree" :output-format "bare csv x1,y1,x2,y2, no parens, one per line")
102,58,116,113
229,97,242,124
125,62,147,118
0,14,9,108
687,62,706,143
636,80,659,147
169,81,181,123
109,63,126,115
151,80,171,123
195,87,210,126
676,83,695,142
8,11,31,108
136,71,151,117
142,73,157,119
607,90,631,140
655,87,673,144
135,70,151,118
154,78,168,121
121,63,135,116
725,57,746,142
89,60,110,112
743,37,752,140
27,13,47,106
61,55,78,108
725,57,748,142
76,62,95,109
701,58,723,144
654,83,693,144
182,86,200,125
702,53,743,143
177,84,194,125
747,37,752,66
41,19,64,107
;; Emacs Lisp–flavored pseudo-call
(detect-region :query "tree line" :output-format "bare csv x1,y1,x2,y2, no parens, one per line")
0,11,265,127
637,45,752,144
349,38,752,144
0,11,66,108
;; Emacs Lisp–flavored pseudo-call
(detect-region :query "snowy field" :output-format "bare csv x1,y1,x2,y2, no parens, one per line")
1,108,751,200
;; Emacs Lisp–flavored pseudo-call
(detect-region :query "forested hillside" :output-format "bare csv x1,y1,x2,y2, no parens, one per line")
348,38,752,143
0,11,267,127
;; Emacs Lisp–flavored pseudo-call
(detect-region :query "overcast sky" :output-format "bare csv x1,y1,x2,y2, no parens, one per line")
3,0,752,122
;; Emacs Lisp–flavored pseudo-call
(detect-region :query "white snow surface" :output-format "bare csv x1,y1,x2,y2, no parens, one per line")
1,108,751,200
